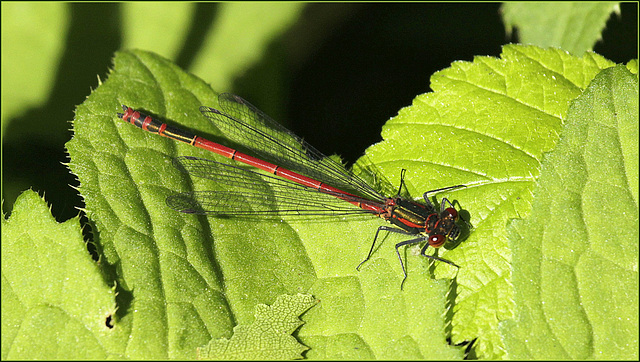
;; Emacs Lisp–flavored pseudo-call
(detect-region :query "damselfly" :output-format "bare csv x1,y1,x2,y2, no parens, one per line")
118,93,467,287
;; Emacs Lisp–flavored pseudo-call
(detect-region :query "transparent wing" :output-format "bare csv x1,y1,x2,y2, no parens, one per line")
199,93,386,202
167,156,385,217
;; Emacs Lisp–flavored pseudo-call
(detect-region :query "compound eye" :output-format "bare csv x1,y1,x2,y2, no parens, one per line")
429,235,446,248
444,207,458,220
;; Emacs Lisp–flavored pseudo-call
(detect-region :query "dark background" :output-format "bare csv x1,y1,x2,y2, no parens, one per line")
3,3,637,222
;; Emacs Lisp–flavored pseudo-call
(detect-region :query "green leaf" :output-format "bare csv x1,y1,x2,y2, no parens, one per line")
190,2,305,90
1,190,124,359
199,294,317,360
501,2,620,56
1,2,68,135
121,3,194,60
502,65,638,359
363,44,619,358
65,49,463,359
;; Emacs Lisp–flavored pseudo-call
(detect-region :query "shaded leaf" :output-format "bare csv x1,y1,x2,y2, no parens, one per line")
502,2,620,55
1,2,68,135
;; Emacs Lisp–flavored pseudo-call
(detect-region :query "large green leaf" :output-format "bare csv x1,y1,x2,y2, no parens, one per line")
64,49,463,359
502,65,638,359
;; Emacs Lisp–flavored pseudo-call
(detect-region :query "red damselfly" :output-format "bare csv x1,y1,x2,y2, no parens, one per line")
118,93,467,287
